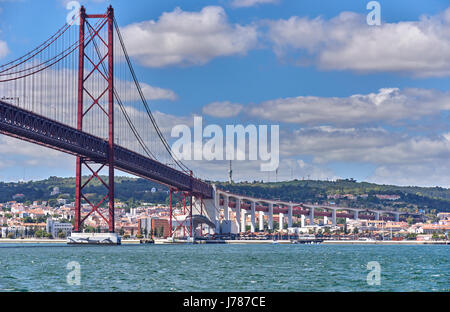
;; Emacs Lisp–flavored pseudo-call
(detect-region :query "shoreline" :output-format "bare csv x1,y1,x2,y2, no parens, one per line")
0,238,448,245
0,238,141,244
158,239,449,245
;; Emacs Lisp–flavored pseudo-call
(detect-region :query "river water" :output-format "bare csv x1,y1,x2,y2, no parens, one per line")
0,244,448,291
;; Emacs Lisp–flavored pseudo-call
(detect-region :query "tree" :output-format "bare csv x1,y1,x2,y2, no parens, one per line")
35,230,44,238
157,227,164,238
57,231,66,239
406,216,414,225
6,232,14,239
353,227,359,234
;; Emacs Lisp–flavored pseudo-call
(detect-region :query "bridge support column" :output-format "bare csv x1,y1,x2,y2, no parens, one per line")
241,209,246,233
259,211,264,232
301,215,305,228
268,203,274,230
74,6,116,233
288,205,293,228
211,187,219,234
235,199,241,233
279,213,284,231
354,210,359,220
375,211,380,221
332,209,337,226
224,196,229,221
250,201,256,232
324,216,329,225
309,207,314,225
394,213,400,222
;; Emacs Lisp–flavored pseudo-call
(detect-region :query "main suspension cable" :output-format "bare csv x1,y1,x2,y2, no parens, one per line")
113,18,191,173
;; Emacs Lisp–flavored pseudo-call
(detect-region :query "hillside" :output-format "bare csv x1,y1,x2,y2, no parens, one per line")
0,176,169,208
1,177,449,214
214,179,450,214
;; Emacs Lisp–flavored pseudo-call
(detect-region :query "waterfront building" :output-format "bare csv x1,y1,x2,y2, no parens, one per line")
46,218,73,238
138,217,152,238
421,224,450,234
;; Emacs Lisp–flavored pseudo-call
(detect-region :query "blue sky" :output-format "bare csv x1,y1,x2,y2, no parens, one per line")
0,0,449,187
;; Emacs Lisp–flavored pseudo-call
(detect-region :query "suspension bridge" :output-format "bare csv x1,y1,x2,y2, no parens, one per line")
0,6,419,244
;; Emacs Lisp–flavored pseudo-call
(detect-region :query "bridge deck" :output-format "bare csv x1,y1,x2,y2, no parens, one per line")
0,100,212,198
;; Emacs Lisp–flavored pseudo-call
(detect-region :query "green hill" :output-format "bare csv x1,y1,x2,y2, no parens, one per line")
0,176,168,208
214,179,450,215
1,177,449,215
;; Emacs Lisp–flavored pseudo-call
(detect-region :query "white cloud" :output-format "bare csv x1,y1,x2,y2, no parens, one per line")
267,8,450,77
124,81,177,101
231,0,279,8
152,110,193,136
247,88,450,126
184,157,335,182
279,127,450,187
281,126,450,166
369,162,450,188
0,40,8,59
0,136,73,167
120,6,258,67
202,101,243,118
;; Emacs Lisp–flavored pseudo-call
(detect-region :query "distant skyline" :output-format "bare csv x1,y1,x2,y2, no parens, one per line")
0,0,449,187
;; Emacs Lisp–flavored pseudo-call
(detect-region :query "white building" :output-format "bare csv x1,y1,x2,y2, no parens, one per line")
50,187,60,196
46,218,73,238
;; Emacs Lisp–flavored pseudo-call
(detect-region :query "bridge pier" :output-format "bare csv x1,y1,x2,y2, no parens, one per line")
332,209,337,226
279,213,284,231
288,205,293,228
250,201,256,232
354,210,359,220
324,216,329,225
224,196,229,221
301,214,305,227
268,203,274,230
211,187,220,234
309,207,314,225
394,213,400,222
241,209,246,233
259,211,264,231
375,211,380,221
235,198,241,233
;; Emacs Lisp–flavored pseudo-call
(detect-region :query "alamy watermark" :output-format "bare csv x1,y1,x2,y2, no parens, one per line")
366,261,381,286
367,1,381,26
66,1,81,26
171,116,279,172
66,261,81,286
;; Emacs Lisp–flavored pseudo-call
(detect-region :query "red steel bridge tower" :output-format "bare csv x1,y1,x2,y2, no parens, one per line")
0,5,216,242
74,6,115,233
